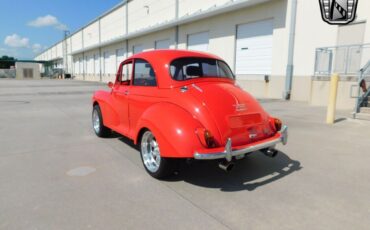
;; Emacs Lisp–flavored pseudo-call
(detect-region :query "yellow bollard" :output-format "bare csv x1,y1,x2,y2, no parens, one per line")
326,73,339,124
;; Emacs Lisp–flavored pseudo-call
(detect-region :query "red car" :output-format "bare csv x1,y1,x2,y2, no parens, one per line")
92,50,288,178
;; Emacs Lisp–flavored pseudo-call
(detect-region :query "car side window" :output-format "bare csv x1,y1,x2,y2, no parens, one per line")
117,62,133,84
133,59,157,86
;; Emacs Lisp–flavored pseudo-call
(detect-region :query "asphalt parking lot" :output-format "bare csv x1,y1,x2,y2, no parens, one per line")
1,79,370,230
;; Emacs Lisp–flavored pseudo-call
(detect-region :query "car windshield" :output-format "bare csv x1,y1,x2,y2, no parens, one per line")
170,58,234,81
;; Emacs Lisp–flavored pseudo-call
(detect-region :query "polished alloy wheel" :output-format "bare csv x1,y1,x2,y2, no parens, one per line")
92,109,100,134
141,131,161,173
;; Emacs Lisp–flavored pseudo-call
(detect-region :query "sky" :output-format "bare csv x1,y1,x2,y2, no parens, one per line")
0,0,123,59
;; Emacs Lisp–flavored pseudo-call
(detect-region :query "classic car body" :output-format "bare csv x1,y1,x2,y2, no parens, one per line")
92,50,287,178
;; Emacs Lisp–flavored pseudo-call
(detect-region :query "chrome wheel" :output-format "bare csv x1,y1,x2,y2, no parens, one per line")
141,131,161,173
92,108,100,134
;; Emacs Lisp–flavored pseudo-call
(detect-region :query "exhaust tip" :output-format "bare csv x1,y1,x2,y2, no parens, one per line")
262,148,278,158
219,161,234,172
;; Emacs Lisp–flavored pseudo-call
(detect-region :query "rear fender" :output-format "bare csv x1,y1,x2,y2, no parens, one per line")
134,103,204,158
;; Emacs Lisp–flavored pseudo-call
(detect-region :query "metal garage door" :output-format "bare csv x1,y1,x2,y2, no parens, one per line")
187,32,209,52
116,49,125,69
236,19,273,75
155,39,171,49
133,45,143,54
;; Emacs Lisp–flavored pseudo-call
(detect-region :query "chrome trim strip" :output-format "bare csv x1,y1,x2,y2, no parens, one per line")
192,83,203,92
194,125,288,161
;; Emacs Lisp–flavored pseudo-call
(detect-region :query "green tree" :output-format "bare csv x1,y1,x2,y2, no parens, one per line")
0,56,16,69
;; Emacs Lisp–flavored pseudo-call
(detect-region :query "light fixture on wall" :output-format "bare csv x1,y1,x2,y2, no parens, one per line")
143,5,149,14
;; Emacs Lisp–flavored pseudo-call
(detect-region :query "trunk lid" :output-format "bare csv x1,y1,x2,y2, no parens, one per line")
187,81,274,146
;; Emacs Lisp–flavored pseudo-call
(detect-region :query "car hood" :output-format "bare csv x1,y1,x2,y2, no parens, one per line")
179,81,274,146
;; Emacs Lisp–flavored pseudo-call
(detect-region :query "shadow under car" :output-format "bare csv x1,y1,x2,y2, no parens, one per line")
116,134,302,191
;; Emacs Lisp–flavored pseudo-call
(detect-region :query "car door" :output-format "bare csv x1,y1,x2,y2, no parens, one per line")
128,58,159,138
111,60,133,136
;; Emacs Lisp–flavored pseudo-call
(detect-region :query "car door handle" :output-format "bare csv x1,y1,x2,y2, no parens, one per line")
115,90,129,96
119,90,129,96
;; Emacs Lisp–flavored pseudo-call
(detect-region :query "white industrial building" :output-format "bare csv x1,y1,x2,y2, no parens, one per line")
35,0,370,110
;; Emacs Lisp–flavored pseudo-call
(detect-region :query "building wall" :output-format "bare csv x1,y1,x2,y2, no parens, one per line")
71,31,83,52
290,0,370,108
101,5,126,42
56,42,63,59
178,0,231,17
35,0,370,110
83,21,100,48
128,28,176,55
66,38,73,74
177,0,288,99
15,62,41,79
128,0,175,33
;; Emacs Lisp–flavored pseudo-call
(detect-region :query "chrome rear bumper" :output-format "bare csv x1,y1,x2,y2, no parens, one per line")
194,126,288,161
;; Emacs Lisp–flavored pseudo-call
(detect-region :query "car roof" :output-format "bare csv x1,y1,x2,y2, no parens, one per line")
129,49,222,63
125,49,232,88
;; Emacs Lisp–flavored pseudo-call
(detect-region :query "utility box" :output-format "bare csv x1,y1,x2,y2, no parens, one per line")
15,62,41,79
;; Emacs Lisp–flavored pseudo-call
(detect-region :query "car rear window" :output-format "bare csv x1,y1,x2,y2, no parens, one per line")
170,58,234,81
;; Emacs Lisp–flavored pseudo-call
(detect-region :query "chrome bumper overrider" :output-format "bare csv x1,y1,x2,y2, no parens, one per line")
194,126,288,161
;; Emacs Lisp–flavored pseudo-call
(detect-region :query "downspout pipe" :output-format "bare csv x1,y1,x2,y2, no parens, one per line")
98,18,102,82
175,0,179,49
82,31,85,81
284,0,298,100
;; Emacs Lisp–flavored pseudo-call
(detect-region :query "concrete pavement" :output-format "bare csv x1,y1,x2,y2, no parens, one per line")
0,79,369,230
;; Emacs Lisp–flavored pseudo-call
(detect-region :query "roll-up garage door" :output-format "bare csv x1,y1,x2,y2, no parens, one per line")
187,32,209,52
133,45,143,54
155,39,171,49
116,49,125,69
236,19,273,75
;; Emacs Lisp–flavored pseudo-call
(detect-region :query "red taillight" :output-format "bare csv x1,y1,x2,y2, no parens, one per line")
196,128,216,148
274,118,282,131
204,130,216,148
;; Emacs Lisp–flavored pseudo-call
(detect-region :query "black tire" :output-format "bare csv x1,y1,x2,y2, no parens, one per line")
92,104,111,137
139,130,177,179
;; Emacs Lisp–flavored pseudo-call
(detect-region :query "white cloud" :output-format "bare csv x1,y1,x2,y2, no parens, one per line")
28,15,58,27
55,24,68,31
32,43,43,53
28,15,68,31
4,34,30,48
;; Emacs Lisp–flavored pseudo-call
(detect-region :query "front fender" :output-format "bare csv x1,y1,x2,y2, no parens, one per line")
92,90,119,128
134,103,204,158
